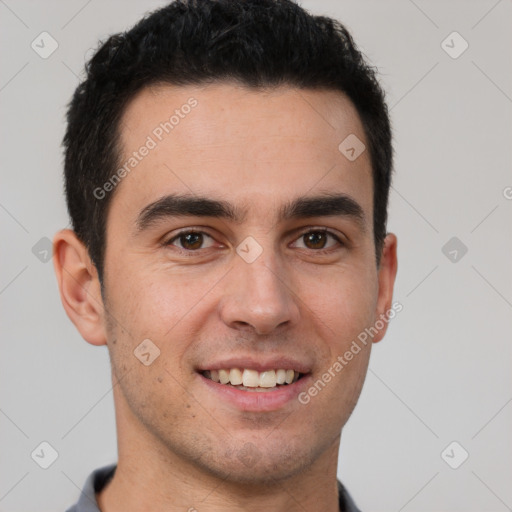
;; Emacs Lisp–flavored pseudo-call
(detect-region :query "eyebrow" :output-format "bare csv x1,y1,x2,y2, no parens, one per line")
136,192,367,232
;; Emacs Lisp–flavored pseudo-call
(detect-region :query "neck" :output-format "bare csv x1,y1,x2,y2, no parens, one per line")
98,462,341,512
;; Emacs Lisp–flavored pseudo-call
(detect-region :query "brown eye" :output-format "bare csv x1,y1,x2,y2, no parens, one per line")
180,232,203,250
166,231,215,251
303,231,328,249
292,229,343,252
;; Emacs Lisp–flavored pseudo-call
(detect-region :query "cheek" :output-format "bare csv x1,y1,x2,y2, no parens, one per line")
105,265,219,366
109,265,196,328
103,270,199,410
297,263,378,348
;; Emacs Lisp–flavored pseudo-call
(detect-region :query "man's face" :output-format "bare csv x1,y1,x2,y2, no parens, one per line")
100,83,394,483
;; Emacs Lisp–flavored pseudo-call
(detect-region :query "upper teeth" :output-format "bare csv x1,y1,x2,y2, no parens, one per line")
205,368,298,388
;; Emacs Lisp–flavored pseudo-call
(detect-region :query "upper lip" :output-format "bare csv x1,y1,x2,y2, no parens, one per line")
197,357,312,374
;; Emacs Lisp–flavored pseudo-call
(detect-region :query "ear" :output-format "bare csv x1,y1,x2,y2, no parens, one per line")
372,233,398,343
53,229,107,346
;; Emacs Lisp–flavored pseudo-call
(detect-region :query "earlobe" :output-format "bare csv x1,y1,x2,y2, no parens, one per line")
52,229,107,346
372,233,398,344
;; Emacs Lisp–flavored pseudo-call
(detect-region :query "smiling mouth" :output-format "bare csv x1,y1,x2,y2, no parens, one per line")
201,368,304,392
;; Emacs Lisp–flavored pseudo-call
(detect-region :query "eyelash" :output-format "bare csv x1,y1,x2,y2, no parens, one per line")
163,228,345,255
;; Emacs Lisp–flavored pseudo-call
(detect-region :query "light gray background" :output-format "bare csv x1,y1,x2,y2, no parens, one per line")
1,1,511,511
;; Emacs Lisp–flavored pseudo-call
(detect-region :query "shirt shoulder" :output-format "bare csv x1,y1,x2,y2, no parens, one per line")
337,479,362,512
65,464,116,512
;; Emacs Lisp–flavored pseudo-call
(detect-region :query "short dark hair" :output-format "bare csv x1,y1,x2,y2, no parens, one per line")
63,0,393,282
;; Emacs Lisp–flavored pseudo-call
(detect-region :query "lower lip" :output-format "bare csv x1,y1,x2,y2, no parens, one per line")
198,373,311,412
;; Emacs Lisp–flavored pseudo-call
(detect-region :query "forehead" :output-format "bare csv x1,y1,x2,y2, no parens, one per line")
113,82,373,225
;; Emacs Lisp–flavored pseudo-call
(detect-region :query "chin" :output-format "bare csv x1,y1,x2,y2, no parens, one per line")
193,438,318,486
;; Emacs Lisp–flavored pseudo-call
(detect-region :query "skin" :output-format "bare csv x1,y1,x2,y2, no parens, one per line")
54,83,397,512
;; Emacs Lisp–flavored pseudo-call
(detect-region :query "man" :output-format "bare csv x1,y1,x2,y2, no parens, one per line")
53,0,398,510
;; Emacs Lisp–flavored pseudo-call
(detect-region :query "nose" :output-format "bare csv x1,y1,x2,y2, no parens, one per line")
218,248,300,336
